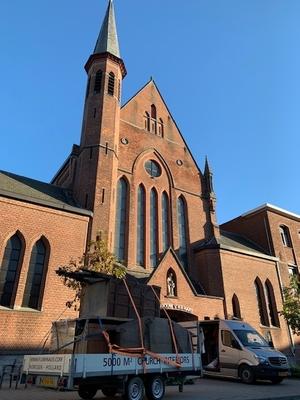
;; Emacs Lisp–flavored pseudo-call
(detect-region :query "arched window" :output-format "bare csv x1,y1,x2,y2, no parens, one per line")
265,280,280,327
94,70,102,94
151,104,157,119
150,188,158,267
162,192,170,252
0,233,23,307
85,76,91,99
232,294,241,319
150,104,157,134
136,185,146,266
23,239,48,310
114,178,128,261
158,118,164,137
254,277,269,326
108,72,115,96
167,269,177,297
144,112,150,131
177,196,188,270
279,225,292,247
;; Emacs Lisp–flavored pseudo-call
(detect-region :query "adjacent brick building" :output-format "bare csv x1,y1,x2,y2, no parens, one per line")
0,0,298,359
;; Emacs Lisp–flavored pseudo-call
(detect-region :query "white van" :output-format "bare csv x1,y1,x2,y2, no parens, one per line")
200,319,289,384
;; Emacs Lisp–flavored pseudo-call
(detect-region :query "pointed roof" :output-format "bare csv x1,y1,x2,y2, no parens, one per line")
204,156,212,176
94,0,120,58
121,79,203,174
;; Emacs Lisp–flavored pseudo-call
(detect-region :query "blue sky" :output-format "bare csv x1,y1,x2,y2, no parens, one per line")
0,0,299,223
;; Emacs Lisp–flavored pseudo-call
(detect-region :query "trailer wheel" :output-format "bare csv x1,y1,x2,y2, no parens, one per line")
102,387,117,397
78,384,97,399
125,376,145,400
145,375,165,400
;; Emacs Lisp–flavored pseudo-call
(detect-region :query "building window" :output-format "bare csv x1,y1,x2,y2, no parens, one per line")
265,280,280,327
162,192,170,252
254,277,269,326
136,185,146,266
158,118,164,137
150,188,158,268
145,160,161,178
279,225,292,247
108,72,115,96
150,104,157,134
144,112,150,131
167,269,177,297
22,239,48,310
288,265,298,276
114,178,128,262
94,70,102,94
177,196,188,270
232,294,241,319
144,105,164,137
0,233,23,308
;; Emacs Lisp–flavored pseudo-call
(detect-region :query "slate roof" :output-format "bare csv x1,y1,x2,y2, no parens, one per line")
219,230,268,254
195,230,272,258
0,170,91,216
94,0,120,58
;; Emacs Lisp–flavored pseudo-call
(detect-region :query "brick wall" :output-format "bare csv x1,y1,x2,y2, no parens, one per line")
219,249,291,352
0,196,89,354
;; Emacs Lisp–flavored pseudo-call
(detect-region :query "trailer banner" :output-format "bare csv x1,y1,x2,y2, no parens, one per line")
73,353,201,376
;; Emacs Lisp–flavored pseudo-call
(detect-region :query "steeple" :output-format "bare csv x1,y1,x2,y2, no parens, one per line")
94,0,120,58
75,0,126,243
85,0,126,77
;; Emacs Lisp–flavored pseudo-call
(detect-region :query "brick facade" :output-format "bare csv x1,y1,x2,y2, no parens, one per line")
221,205,300,354
0,1,297,359
0,196,90,354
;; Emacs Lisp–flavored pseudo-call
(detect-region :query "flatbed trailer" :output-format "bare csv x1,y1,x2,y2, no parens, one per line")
22,316,203,400
23,351,202,400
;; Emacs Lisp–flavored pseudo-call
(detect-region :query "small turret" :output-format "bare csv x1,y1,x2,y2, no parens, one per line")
204,156,214,195
202,156,220,239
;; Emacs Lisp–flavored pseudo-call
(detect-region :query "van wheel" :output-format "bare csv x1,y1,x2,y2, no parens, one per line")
271,377,284,384
78,384,97,399
145,375,165,400
102,386,117,397
239,365,255,384
125,376,145,400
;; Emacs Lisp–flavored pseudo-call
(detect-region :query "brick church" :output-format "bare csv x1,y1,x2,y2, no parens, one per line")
0,0,299,359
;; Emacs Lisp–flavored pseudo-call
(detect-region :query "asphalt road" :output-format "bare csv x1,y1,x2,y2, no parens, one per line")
1,378,300,400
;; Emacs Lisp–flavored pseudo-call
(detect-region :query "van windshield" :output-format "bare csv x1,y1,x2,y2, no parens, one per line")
233,329,269,348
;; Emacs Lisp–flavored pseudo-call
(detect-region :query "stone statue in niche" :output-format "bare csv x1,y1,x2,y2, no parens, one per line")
167,272,176,297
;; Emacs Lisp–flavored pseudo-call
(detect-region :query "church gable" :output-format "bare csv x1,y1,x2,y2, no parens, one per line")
148,248,197,299
120,80,201,173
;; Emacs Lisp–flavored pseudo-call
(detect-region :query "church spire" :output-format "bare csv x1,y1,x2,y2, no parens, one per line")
94,0,120,59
